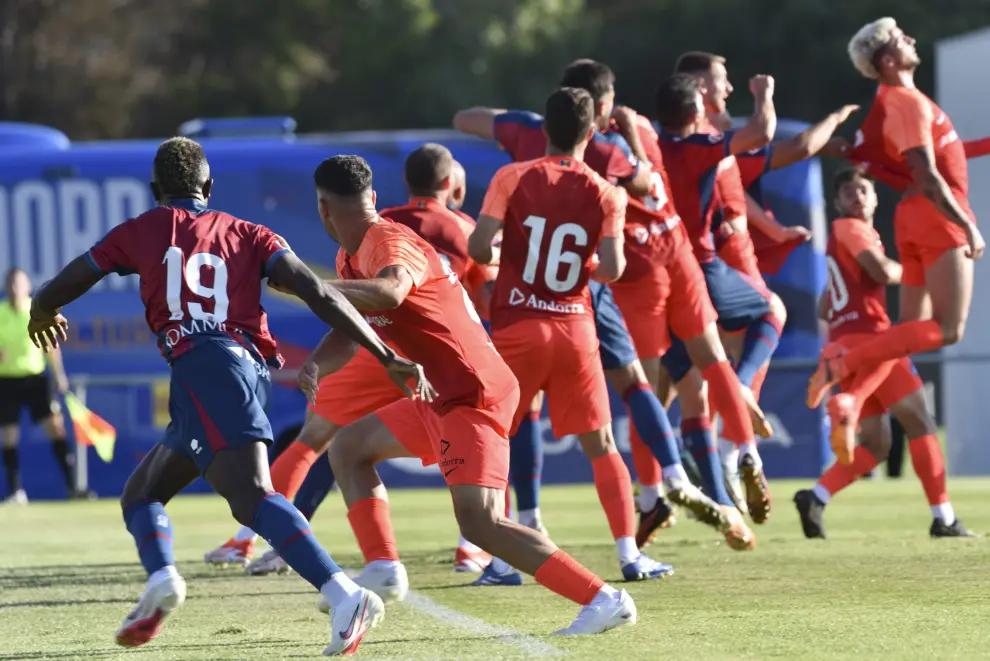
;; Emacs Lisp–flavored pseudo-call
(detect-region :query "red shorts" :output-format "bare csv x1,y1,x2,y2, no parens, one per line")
895,193,972,287
666,244,717,341
833,333,923,418
309,347,405,426
610,269,672,359
719,231,765,285
493,316,610,437
375,388,519,490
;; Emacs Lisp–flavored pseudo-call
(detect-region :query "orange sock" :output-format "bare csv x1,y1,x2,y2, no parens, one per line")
628,427,662,486
752,363,769,401
346,498,399,563
591,452,635,539
843,320,943,374
534,549,605,605
703,360,753,445
909,434,948,506
270,441,320,500
818,446,879,496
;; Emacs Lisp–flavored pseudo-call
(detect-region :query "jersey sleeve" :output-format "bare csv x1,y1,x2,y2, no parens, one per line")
599,186,628,239
361,229,431,291
734,143,773,187
86,220,138,276
255,226,293,277
683,133,734,172
492,111,543,159
883,90,934,155
602,133,642,183
479,165,520,223
833,219,880,259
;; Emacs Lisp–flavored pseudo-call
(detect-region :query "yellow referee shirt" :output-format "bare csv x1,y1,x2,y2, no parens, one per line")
0,299,46,378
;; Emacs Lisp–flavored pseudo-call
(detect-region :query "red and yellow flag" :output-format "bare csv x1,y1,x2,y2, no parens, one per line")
64,393,116,463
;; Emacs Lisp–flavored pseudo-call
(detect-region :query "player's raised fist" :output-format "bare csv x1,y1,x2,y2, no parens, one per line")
749,75,774,98
833,105,861,124
384,355,437,403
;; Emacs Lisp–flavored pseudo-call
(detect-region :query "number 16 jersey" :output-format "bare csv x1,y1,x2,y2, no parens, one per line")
481,155,627,331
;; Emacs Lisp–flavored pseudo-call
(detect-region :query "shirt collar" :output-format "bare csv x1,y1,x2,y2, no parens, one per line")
166,198,210,213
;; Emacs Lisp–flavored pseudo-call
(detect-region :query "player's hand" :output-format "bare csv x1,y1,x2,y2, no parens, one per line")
749,75,774,99
833,104,860,124
964,222,985,260
28,307,68,353
383,355,437,403
780,226,813,243
820,136,851,159
298,360,320,406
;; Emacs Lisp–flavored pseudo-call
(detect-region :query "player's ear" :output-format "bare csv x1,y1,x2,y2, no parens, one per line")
585,126,595,142
439,175,452,191
371,189,377,206
202,178,214,200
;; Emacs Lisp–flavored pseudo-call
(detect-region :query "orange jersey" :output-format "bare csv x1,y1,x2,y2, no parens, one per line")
335,219,517,414
825,217,890,339
481,155,626,330
850,84,968,199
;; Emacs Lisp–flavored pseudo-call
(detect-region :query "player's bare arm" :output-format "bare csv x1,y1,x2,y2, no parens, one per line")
329,265,415,311
727,75,777,155
816,292,830,322
452,107,507,140
904,146,985,259
768,105,860,171
29,255,107,351
468,215,503,265
745,194,811,242
611,106,651,166
856,249,903,285
619,158,653,198
298,330,359,405
593,236,626,282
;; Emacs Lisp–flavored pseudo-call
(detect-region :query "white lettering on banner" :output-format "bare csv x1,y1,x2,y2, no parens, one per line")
0,177,151,290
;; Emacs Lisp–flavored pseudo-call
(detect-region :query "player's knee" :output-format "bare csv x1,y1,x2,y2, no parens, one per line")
606,361,646,395
453,502,500,547
297,418,338,454
860,434,890,462
769,293,787,325
327,422,370,471
939,322,964,346
119,473,148,512
227,489,271,528
900,409,937,440
577,428,615,459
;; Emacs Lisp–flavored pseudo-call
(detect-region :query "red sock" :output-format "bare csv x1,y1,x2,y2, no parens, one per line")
270,441,320,500
628,426,662,486
591,452,636,539
534,549,605,605
346,498,399,563
703,360,753,446
751,363,769,401
818,446,879,496
843,320,943,373
909,434,948,505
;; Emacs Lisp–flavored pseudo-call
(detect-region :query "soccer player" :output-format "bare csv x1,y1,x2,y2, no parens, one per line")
25,138,433,655
309,150,638,636
454,59,681,546
205,145,495,576
808,18,985,410
794,167,972,539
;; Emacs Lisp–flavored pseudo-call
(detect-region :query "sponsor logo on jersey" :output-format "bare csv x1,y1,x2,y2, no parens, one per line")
507,288,585,314
163,318,227,348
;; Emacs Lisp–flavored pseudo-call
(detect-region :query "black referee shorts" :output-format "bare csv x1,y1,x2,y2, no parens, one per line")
0,374,59,426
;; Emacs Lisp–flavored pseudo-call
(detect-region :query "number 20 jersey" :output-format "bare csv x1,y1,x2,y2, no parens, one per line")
86,201,288,366
483,156,626,331
825,217,890,340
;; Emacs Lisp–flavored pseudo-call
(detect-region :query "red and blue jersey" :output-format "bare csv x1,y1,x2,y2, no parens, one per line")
492,110,642,185
85,198,289,367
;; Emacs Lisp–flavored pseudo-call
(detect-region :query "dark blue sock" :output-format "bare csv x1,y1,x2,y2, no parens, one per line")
737,314,781,387
509,412,542,511
682,417,734,506
293,456,336,520
252,493,342,589
123,500,175,575
623,383,680,469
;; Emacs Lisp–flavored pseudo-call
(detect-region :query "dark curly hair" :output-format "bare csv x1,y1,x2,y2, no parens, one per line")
153,137,210,196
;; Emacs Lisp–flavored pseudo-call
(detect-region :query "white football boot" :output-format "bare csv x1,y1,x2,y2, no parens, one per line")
323,588,385,656
245,549,292,576
318,561,408,612
115,568,187,647
203,537,255,567
552,588,636,636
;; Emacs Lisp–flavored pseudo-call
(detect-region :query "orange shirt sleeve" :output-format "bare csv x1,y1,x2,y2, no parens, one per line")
833,219,881,258
334,248,347,278
480,164,523,222
883,89,934,155
599,185,628,239
358,224,431,290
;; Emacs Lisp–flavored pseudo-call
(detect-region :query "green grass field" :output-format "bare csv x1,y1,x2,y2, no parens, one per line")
1,479,988,661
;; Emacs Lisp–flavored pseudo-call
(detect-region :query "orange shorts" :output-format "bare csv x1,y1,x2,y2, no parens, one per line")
833,334,924,419
666,245,717,341
309,347,405,426
895,193,972,287
719,231,765,285
375,387,519,490
493,316,610,437
610,270,672,359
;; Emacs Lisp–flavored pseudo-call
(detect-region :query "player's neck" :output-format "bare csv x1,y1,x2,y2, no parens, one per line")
879,69,915,88
663,124,694,138
408,193,446,206
338,211,381,255
546,143,587,161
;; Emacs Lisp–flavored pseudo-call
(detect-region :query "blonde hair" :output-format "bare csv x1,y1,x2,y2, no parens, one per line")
848,17,898,79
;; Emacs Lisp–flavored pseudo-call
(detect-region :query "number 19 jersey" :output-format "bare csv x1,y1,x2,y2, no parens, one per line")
481,155,626,331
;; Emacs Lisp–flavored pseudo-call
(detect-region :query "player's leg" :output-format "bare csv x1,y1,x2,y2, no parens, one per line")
510,392,546,533
0,380,26,503
26,376,84,499
793,411,888,540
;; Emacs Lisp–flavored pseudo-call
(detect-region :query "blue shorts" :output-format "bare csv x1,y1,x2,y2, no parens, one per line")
162,338,273,472
661,257,770,383
590,281,638,371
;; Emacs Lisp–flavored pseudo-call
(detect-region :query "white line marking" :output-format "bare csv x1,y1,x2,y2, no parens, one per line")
403,590,566,657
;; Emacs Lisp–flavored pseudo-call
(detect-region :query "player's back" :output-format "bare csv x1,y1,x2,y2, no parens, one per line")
336,220,516,413
489,157,619,329
825,217,890,339
87,200,285,365
381,198,473,278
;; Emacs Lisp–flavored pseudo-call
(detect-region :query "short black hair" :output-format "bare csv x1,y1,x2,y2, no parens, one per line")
153,137,209,196
405,143,453,197
314,155,373,196
673,51,726,75
655,74,702,129
833,166,874,195
559,59,615,102
544,87,595,152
